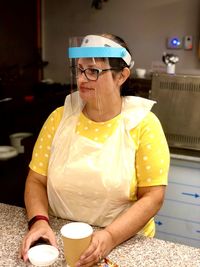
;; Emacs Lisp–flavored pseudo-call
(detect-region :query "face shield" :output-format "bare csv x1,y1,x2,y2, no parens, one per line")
67,35,133,117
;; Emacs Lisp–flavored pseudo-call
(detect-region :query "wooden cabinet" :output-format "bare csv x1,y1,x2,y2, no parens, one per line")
0,154,28,207
124,78,151,98
0,0,41,98
155,157,200,248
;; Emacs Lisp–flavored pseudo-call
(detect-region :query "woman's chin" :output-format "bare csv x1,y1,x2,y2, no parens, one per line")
79,90,95,101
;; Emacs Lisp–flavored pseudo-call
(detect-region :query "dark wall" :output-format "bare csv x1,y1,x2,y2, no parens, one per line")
0,0,39,98
0,1,40,207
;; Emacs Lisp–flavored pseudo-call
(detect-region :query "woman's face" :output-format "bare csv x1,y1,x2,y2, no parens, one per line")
76,58,121,103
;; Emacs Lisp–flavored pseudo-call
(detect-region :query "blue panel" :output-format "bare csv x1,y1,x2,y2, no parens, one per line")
68,47,127,58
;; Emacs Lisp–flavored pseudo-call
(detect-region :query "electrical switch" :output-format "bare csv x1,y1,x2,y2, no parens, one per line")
183,35,193,50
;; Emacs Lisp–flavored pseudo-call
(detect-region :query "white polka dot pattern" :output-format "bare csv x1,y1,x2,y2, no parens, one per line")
75,113,121,143
29,107,63,175
29,108,169,193
135,112,169,187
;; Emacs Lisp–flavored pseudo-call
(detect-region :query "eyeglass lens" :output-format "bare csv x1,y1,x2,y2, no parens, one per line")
76,68,99,81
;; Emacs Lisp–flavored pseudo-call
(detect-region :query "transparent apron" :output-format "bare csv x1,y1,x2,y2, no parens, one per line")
47,92,155,227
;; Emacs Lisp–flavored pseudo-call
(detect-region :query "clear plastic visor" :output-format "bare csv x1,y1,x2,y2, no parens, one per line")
67,36,130,120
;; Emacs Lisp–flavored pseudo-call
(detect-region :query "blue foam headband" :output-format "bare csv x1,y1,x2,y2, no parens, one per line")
68,47,127,59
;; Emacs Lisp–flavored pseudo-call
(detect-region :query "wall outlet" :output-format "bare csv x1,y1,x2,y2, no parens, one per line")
183,35,193,50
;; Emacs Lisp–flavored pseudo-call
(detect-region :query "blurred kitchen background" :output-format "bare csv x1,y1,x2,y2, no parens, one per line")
0,0,200,248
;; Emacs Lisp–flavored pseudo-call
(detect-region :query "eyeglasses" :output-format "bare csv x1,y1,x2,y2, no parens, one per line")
72,67,119,81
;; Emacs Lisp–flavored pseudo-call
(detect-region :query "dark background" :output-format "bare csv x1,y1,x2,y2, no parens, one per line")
0,1,150,207
0,1,69,207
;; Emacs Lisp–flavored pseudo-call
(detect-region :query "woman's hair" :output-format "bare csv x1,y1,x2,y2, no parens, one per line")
100,33,132,96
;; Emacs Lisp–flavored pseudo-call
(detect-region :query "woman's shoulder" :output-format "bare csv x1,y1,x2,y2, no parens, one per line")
48,106,64,119
44,106,64,128
141,112,162,127
138,111,166,140
130,111,164,134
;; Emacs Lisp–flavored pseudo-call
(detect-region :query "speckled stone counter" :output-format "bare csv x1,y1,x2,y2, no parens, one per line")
1,203,200,267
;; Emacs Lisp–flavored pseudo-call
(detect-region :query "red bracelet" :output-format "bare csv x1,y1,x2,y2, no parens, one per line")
28,215,49,230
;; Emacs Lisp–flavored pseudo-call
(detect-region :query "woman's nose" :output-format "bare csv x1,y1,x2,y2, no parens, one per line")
78,72,88,82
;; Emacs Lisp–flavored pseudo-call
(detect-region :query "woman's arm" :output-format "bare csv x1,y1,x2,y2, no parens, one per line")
21,169,57,262
21,108,63,261
75,185,165,267
105,185,166,246
24,169,49,219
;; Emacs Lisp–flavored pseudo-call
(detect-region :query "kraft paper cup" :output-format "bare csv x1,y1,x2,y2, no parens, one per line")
60,222,93,267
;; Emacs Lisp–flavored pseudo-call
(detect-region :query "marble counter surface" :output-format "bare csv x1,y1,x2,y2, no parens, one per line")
0,203,200,267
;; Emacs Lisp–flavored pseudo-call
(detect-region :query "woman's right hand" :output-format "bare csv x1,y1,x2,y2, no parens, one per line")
21,220,57,262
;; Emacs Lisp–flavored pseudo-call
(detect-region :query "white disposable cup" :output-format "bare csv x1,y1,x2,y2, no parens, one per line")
167,64,175,74
9,132,33,153
60,222,93,267
135,68,146,78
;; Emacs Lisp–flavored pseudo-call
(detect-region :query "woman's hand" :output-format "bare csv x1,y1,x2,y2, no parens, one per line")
21,220,57,262
75,229,114,267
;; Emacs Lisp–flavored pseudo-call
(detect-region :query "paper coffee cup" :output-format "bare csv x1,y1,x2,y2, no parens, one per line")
60,222,93,267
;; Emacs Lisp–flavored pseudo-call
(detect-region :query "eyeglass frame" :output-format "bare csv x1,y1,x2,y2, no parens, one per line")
71,66,122,81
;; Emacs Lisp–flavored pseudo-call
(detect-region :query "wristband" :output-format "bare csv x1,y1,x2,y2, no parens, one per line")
28,215,49,230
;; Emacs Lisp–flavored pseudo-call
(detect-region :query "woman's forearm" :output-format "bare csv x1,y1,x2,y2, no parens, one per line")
105,186,165,247
24,170,49,220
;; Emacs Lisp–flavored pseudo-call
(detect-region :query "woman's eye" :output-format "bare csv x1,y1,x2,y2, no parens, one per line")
88,68,98,75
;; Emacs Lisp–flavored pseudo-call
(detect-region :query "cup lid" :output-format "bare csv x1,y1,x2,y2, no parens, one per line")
27,244,59,266
61,222,93,239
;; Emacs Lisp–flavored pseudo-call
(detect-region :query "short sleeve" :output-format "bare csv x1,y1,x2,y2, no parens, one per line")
29,107,63,175
134,112,170,187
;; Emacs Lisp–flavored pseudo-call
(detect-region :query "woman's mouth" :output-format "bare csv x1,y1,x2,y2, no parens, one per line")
79,86,95,92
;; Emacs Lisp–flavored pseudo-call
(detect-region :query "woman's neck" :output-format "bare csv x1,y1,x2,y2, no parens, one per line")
83,96,122,122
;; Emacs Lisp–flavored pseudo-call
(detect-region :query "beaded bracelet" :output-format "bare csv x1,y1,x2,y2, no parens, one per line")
28,215,49,230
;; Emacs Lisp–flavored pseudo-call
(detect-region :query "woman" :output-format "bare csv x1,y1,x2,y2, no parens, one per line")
21,33,170,267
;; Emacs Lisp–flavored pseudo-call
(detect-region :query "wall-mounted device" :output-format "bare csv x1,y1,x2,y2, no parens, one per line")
183,35,193,50
167,37,182,49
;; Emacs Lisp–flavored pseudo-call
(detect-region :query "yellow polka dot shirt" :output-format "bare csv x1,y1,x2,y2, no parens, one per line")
30,106,169,189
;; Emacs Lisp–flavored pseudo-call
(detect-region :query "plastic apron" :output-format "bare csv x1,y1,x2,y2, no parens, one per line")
47,92,155,227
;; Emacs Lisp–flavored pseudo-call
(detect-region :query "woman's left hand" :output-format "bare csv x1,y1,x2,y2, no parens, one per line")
75,229,114,267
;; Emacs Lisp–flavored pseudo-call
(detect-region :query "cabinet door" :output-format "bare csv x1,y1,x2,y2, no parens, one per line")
155,159,200,248
0,0,40,98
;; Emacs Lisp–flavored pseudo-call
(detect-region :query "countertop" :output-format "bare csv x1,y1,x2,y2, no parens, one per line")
1,203,200,267
170,147,200,163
